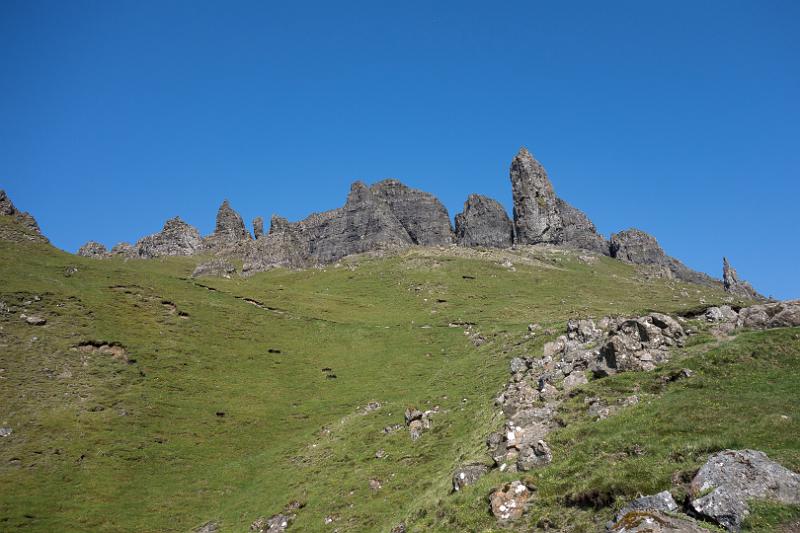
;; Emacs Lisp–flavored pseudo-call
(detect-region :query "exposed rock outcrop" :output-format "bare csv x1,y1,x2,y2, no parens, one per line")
452,463,490,492
608,510,706,532
705,300,800,332
454,194,513,248
690,449,800,531
134,217,203,259
191,259,236,278
203,200,252,255
510,148,563,245
722,257,762,300
253,216,264,240
77,241,108,258
609,228,715,285
0,190,48,243
369,179,453,245
489,480,533,521
509,148,607,253
110,242,133,256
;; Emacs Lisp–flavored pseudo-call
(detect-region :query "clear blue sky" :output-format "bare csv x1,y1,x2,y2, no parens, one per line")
1,1,798,298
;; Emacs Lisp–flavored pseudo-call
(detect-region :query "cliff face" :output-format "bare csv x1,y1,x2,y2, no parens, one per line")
0,190,48,244
454,194,513,248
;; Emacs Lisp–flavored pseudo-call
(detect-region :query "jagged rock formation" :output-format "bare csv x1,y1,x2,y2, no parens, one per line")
722,257,762,300
369,179,453,245
509,148,607,253
203,200,252,255
454,194,513,248
510,148,563,244
253,217,264,240
609,228,714,285
243,182,414,273
77,241,108,258
134,217,202,259
110,242,133,256
0,190,48,243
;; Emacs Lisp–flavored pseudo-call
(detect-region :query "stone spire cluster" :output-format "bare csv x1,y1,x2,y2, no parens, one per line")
1,147,760,296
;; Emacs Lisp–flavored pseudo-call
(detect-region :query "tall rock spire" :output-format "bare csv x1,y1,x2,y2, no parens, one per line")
510,147,563,244
723,257,763,300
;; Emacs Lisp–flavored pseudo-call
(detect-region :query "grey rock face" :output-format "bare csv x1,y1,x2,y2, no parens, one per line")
452,463,490,492
134,217,202,259
454,194,513,248
609,228,715,285
737,300,800,329
77,241,108,258
723,257,762,300
510,147,563,244
203,200,252,254
690,449,800,531
0,189,48,243
370,179,453,245
557,198,608,254
191,259,236,278
253,216,264,239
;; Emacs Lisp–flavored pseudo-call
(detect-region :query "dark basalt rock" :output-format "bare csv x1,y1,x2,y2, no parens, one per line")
511,147,563,244
609,228,715,285
370,179,453,245
509,149,607,253
77,241,108,258
454,194,513,248
722,257,763,300
0,189,48,243
134,217,203,258
556,198,608,254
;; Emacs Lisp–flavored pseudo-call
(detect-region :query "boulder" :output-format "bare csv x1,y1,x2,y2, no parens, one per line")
517,439,552,471
610,491,678,526
489,480,533,521
370,179,453,245
510,147,563,244
608,510,707,532
77,241,108,258
723,257,763,300
452,463,490,492
737,300,800,330
454,194,513,248
690,449,800,531
134,217,202,258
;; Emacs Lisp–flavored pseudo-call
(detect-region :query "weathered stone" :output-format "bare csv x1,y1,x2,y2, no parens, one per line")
517,439,552,471
452,463,490,492
489,480,533,521
21,314,46,326
610,490,678,526
723,257,762,300
203,200,252,255
109,242,133,256
191,259,236,278
562,371,588,391
0,189,48,243
511,148,562,244
250,512,295,533
194,521,219,533
690,449,800,531
253,216,264,239
454,194,513,248
77,241,108,258
370,179,453,245
0,427,12,437
737,300,800,330
608,510,707,532
134,217,202,258
557,198,608,254
609,228,714,285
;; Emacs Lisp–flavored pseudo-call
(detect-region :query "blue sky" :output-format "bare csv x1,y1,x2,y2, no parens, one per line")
1,1,798,298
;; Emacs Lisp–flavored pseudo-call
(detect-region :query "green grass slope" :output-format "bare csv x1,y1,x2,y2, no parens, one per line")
0,233,796,532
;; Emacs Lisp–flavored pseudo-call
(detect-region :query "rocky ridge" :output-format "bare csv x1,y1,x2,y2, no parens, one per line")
0,189,48,243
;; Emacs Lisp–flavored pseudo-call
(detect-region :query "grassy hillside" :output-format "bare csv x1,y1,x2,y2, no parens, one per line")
0,234,797,532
